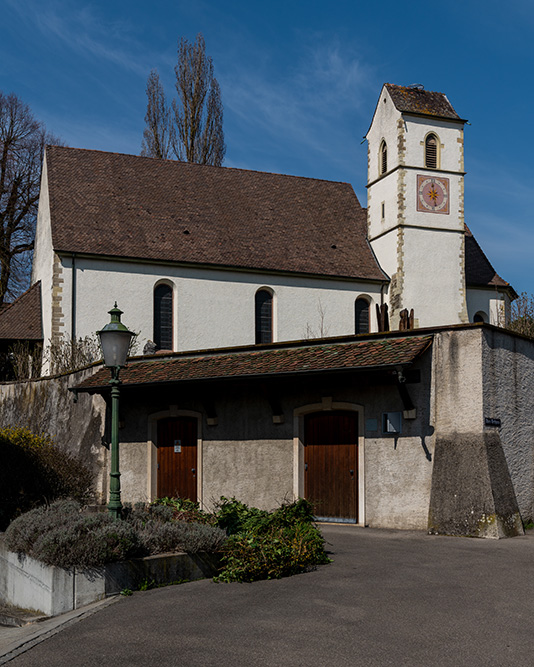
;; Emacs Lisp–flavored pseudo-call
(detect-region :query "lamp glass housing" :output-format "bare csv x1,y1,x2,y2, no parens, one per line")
98,304,134,368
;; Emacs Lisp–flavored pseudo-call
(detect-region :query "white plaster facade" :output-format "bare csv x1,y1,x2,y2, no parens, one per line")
34,251,383,355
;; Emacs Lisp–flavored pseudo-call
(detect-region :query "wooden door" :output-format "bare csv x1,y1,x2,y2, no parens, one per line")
157,417,198,500
304,411,358,521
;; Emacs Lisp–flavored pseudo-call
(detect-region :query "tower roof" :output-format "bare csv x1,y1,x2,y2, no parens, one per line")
385,84,463,121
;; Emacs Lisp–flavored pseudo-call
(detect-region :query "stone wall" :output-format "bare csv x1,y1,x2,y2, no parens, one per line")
428,328,525,537
0,366,108,503
482,328,534,523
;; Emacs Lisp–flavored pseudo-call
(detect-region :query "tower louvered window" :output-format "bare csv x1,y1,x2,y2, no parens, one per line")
154,284,173,350
255,289,273,344
425,134,438,168
380,141,387,175
355,298,370,334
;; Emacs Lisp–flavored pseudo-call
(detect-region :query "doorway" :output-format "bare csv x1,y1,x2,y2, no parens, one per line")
304,411,358,521
157,416,198,500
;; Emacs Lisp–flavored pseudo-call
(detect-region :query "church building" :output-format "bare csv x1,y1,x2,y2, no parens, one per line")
1,84,530,538
27,83,512,360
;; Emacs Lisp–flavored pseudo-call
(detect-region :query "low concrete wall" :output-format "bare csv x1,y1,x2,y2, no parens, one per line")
0,541,220,616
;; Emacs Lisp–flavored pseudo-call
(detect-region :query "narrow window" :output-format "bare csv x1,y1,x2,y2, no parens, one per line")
473,311,487,324
154,284,173,350
380,141,388,175
425,134,438,168
355,298,370,334
255,289,273,344
381,201,385,221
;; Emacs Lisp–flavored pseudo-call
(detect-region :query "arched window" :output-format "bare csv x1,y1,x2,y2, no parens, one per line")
473,311,488,324
425,134,438,169
154,283,173,350
379,141,388,175
355,298,370,334
255,289,273,344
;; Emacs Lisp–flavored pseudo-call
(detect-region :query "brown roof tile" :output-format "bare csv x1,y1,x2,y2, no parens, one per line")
464,225,511,290
0,282,42,340
46,146,387,282
76,335,432,391
385,84,462,120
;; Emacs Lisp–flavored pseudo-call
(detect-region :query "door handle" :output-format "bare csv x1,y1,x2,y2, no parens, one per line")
349,469,354,476
191,468,196,474
305,463,308,471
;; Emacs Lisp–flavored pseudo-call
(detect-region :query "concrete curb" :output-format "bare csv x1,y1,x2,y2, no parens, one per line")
0,596,119,664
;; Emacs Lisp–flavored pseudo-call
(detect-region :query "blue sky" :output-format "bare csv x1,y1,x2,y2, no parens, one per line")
3,0,533,295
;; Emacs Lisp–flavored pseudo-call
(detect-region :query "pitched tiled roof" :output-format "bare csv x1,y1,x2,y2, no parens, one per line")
45,146,387,282
464,225,511,290
385,84,462,120
0,282,42,340
76,335,432,391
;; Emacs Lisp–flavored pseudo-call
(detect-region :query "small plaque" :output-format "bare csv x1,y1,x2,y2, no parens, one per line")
485,418,501,428
174,439,182,453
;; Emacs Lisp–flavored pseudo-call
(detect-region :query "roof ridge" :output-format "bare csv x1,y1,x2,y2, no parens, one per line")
45,145,351,186
385,82,448,97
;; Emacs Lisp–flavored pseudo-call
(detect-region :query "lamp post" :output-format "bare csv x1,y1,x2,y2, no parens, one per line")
98,303,134,520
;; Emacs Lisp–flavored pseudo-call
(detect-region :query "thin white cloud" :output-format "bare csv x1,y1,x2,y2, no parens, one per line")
222,38,374,169
5,0,151,76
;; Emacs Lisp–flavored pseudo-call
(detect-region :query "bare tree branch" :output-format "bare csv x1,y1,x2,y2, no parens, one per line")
508,292,534,338
172,33,225,166
0,92,62,305
141,34,225,167
140,69,173,159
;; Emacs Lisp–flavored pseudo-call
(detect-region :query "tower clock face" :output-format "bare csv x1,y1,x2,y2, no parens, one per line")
417,175,449,214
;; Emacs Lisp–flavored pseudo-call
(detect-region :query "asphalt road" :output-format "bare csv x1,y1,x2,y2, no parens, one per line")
4,525,534,666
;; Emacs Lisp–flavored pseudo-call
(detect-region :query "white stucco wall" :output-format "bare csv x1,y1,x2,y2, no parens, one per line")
55,256,383,352
366,85,402,179
403,116,463,173
467,287,509,326
31,159,54,348
401,227,465,328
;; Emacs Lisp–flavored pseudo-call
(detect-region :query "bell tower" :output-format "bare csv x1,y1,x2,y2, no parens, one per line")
366,84,469,328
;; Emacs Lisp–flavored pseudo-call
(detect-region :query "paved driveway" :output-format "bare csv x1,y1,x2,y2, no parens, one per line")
3,525,534,666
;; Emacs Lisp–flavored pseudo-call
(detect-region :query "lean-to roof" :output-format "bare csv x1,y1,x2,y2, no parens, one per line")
0,282,42,340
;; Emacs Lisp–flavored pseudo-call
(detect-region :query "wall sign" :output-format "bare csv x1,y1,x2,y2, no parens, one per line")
484,418,501,427
174,440,182,453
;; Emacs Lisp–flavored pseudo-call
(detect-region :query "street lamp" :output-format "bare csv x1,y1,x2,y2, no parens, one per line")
98,303,134,519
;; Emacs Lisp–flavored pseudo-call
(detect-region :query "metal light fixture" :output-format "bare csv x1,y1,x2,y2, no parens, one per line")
98,303,134,519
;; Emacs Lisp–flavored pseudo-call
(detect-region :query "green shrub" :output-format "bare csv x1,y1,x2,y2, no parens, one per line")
137,521,227,555
5,500,140,568
214,498,330,583
0,427,93,529
5,498,226,569
34,516,140,569
214,496,270,535
151,497,217,525
4,499,82,555
123,503,225,554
